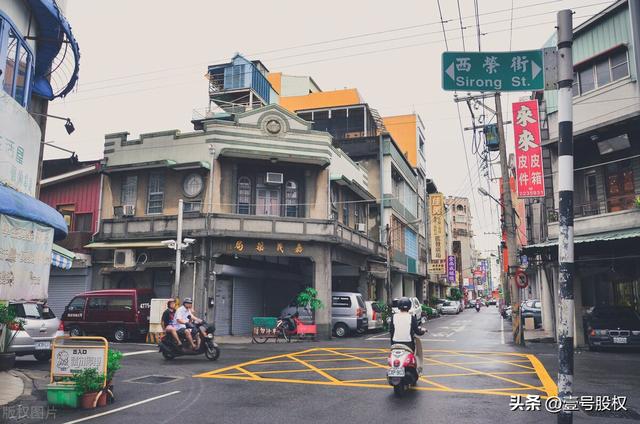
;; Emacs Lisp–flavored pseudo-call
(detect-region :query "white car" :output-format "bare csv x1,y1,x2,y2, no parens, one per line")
391,297,423,320
365,301,384,331
441,300,460,315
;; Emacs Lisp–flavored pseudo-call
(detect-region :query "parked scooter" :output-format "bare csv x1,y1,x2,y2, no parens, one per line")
475,302,481,312
387,317,427,396
158,320,220,361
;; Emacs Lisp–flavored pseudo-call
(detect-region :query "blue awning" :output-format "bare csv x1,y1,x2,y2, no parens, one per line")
26,0,80,99
0,184,67,240
52,244,75,270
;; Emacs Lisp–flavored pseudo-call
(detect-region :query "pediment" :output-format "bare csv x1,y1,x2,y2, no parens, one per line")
235,104,312,136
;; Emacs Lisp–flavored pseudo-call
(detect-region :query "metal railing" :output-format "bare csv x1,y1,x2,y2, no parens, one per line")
547,196,638,222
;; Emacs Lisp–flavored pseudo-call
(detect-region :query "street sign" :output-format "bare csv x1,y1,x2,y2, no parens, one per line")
515,270,529,289
442,50,544,92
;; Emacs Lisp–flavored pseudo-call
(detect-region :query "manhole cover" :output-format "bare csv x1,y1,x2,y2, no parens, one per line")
128,375,178,385
584,408,640,421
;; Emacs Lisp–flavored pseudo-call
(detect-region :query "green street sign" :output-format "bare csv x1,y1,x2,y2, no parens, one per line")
442,50,544,92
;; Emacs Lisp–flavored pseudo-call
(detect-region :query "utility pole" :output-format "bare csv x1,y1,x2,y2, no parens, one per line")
495,92,523,345
557,9,575,424
174,199,184,298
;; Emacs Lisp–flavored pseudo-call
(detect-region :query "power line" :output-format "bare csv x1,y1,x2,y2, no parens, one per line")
456,0,467,52
436,0,450,51
474,0,483,51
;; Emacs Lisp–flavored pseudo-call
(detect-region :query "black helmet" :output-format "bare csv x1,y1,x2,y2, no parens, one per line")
397,297,411,312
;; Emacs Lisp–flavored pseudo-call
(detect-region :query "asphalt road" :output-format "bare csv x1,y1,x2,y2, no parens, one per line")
8,306,640,424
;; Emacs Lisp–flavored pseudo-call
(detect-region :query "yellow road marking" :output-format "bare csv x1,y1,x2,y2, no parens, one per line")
236,367,261,379
439,351,536,370
426,370,537,378
287,354,341,383
527,354,558,397
252,365,379,375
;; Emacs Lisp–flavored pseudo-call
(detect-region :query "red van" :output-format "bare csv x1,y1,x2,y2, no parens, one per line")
62,289,152,342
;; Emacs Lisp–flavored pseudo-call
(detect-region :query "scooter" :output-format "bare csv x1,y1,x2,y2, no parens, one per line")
158,321,220,361
475,303,481,312
387,317,427,396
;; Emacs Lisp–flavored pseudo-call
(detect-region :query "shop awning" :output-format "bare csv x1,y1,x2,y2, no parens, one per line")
51,244,75,270
0,184,67,240
85,241,169,249
523,228,640,252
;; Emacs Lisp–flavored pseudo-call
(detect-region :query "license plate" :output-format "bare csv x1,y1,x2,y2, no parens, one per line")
35,341,51,350
613,337,628,344
387,367,405,377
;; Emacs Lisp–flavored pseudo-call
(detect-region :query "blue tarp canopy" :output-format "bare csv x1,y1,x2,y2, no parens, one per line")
26,0,80,99
0,184,67,240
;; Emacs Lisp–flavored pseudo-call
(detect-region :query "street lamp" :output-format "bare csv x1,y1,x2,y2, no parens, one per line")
207,144,216,214
385,218,422,307
164,199,197,298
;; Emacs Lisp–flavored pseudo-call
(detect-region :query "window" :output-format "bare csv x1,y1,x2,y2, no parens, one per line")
285,180,298,217
146,173,164,214
610,50,629,81
121,176,137,205
571,72,579,97
67,297,86,312
595,58,611,86
184,201,201,213
579,67,595,94
108,296,133,311
332,296,352,308
0,20,33,107
74,213,93,232
88,297,108,310
237,176,251,214
573,49,630,96
57,204,74,229
342,193,350,226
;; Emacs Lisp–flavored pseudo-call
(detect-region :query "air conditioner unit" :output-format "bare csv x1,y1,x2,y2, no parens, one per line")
122,205,136,216
357,223,366,232
113,249,136,268
266,172,283,184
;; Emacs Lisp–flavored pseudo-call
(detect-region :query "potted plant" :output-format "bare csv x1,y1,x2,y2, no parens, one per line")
71,368,106,409
0,303,23,371
295,287,324,321
105,349,122,403
375,301,391,330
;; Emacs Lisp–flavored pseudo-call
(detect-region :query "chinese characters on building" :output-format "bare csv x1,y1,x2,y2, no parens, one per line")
512,100,545,197
429,193,446,275
447,256,456,283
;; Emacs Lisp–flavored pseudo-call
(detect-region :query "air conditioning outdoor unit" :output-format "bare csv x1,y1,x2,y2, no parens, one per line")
113,249,136,268
122,205,136,216
357,223,366,232
266,172,283,184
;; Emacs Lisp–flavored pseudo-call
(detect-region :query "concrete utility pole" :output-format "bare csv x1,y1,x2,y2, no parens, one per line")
494,92,523,346
557,9,575,424
174,199,184,298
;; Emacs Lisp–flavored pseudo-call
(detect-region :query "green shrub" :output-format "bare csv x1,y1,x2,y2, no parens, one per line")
106,349,123,382
71,368,105,395
374,301,391,330
295,287,324,311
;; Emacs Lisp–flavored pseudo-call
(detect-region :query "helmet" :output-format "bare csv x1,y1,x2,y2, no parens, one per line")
183,297,193,304
397,297,411,312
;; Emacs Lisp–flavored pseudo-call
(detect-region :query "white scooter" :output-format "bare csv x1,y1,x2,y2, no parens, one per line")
387,317,427,396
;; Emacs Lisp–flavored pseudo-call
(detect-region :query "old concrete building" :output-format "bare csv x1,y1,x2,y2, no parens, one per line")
446,196,477,292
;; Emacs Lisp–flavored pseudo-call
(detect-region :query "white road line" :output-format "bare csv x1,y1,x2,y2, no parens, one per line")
122,349,157,357
63,391,180,424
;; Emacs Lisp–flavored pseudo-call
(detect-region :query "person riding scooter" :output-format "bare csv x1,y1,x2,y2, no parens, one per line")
389,297,425,367
161,299,182,347
175,298,197,350
475,299,482,312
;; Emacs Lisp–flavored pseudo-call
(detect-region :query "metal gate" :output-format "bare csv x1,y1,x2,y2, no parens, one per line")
231,278,264,335
214,280,233,336
47,267,90,317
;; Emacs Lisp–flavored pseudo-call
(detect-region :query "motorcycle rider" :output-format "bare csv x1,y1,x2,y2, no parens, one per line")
389,297,425,368
175,298,197,350
179,298,208,350
161,299,182,347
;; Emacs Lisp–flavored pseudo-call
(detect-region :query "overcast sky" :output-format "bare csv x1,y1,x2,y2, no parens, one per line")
46,0,612,253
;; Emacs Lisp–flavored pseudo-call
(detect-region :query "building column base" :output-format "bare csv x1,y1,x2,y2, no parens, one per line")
316,323,332,340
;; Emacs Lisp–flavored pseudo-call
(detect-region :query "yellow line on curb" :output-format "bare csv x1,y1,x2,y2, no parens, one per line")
527,354,558,397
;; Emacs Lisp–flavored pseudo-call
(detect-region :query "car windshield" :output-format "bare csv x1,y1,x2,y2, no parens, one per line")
594,308,640,321
10,303,55,320
443,301,452,306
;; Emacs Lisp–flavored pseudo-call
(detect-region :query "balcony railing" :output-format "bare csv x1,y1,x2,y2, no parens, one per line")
99,213,385,257
547,196,638,222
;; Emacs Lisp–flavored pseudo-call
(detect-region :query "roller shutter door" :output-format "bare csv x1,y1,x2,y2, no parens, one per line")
231,278,264,335
214,280,233,336
47,267,90,317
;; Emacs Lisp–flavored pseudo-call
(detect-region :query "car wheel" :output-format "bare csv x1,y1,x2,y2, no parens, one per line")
112,327,127,342
333,323,349,338
68,326,83,337
34,351,51,362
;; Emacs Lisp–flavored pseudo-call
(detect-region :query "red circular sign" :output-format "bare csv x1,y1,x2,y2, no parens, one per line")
515,270,529,288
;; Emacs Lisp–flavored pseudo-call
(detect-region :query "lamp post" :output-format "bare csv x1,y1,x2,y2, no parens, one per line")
385,218,422,307
163,199,196,299
207,144,216,214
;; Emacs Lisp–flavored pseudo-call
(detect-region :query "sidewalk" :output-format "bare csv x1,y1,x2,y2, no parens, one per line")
524,327,555,343
0,370,24,406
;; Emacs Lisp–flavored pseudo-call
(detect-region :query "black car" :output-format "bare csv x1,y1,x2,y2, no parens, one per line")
584,306,640,350
521,300,542,328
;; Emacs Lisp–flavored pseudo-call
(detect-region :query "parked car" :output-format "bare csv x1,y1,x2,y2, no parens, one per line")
365,301,384,331
391,297,423,320
584,306,640,350
280,291,368,338
62,289,152,342
432,298,447,314
456,300,464,313
521,299,542,328
488,298,498,306
441,301,459,315
7,302,64,362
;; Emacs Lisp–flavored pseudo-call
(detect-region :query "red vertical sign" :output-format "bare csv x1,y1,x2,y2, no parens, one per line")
512,100,545,197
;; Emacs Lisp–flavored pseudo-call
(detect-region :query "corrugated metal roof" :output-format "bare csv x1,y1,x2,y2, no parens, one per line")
524,227,640,250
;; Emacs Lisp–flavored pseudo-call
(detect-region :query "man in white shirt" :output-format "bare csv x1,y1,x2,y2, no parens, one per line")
175,298,196,349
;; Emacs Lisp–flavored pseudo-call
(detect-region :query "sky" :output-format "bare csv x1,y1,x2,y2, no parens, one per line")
45,0,613,254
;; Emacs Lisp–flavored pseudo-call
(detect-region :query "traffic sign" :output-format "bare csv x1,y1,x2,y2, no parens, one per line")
442,50,544,92
514,269,529,289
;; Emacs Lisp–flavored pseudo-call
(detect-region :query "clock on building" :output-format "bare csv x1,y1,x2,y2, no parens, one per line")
183,173,203,197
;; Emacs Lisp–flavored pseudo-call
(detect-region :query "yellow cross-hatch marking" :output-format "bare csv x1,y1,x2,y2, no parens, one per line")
194,348,558,399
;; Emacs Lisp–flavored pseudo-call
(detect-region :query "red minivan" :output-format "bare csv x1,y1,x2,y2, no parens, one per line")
62,289,152,342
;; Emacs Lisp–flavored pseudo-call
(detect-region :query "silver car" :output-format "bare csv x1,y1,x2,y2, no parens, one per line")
8,302,64,362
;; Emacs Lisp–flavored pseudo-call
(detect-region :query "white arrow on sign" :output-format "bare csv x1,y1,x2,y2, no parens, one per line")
532,60,541,80
446,62,455,80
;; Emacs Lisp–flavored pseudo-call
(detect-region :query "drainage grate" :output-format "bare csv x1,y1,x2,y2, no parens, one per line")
583,408,640,421
128,375,178,385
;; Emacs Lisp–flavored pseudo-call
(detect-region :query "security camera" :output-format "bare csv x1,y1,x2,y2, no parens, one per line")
161,240,177,249
183,238,196,245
